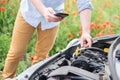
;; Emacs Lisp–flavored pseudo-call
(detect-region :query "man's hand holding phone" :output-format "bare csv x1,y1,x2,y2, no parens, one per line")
55,13,69,18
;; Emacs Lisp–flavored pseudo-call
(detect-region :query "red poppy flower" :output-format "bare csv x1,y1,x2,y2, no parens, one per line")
96,25,100,29
30,56,34,61
102,24,107,29
90,22,95,30
0,6,6,11
68,33,74,39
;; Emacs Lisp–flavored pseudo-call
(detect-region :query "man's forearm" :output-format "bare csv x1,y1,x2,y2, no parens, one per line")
77,0,93,34
80,9,92,34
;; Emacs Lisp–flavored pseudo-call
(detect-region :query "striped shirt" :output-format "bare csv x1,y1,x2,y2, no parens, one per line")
20,0,93,30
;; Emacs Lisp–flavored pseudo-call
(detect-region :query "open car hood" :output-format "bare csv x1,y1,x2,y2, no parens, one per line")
7,34,120,80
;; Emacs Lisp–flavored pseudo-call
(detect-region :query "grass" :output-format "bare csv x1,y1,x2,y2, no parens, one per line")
0,0,120,79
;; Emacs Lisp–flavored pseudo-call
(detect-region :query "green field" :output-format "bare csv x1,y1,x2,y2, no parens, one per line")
0,0,120,79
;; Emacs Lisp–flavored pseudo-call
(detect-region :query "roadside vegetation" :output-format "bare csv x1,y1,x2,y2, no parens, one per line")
0,0,120,78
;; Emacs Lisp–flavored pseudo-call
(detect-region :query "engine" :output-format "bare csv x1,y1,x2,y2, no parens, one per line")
30,46,110,80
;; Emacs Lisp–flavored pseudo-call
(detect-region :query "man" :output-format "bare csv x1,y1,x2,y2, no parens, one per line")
2,0,93,79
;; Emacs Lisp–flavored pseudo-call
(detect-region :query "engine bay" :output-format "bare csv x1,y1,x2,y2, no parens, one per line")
13,34,120,80
28,35,120,80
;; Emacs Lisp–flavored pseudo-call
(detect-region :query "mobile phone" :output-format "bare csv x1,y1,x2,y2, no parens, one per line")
55,13,69,18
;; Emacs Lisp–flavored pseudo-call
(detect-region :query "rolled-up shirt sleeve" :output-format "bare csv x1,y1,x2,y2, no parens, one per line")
77,0,93,12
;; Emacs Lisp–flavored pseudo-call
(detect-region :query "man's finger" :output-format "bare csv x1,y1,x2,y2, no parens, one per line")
80,40,84,48
87,38,92,47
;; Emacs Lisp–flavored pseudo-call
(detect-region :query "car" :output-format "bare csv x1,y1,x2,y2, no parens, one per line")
6,34,120,80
